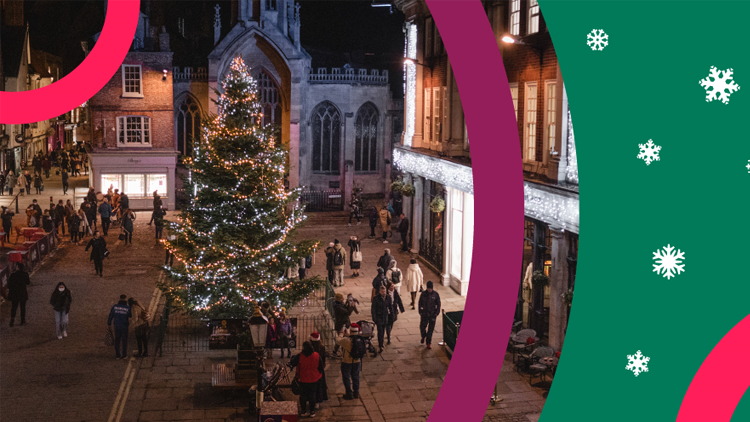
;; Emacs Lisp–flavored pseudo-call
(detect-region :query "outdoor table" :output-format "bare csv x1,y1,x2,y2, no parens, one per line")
20,228,41,242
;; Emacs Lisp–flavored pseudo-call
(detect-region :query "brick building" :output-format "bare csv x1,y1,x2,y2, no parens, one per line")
86,25,177,210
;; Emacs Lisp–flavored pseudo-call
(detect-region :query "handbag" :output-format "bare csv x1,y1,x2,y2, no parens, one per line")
40,185,44,192
352,246,362,262
104,326,114,346
118,233,126,241
103,249,110,258
291,377,301,395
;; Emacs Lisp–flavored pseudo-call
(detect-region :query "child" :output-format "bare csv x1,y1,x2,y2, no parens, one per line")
347,293,360,314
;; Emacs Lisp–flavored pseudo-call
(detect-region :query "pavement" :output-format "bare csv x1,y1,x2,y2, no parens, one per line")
0,184,549,421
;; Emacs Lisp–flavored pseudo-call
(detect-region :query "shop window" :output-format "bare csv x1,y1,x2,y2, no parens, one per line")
354,102,379,173
101,174,122,193
509,0,520,36
117,116,151,146
148,174,168,196
103,174,167,198
121,65,143,98
527,0,540,34
311,101,341,174
176,96,201,157
124,175,145,196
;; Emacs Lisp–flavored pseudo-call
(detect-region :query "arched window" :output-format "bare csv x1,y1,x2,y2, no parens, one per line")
175,96,201,157
257,71,282,128
355,102,379,173
311,101,341,174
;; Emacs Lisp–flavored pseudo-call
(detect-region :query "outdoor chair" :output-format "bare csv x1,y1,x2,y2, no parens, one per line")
528,346,555,384
510,329,537,365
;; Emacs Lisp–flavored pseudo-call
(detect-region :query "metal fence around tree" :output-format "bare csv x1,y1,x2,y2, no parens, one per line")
299,189,344,212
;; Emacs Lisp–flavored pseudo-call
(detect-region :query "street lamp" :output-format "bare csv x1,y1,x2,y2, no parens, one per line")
248,308,268,413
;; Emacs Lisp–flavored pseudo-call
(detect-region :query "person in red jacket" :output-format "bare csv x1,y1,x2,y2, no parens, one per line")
289,341,324,418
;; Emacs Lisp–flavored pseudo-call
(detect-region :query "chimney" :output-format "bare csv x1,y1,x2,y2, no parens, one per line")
159,26,170,52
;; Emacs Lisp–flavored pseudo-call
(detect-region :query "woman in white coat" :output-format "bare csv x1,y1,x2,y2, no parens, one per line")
404,258,424,309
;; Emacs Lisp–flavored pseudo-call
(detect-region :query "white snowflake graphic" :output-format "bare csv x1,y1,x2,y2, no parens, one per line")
699,66,740,104
586,29,608,51
746,160,750,173
652,244,685,280
626,350,650,377
637,140,661,165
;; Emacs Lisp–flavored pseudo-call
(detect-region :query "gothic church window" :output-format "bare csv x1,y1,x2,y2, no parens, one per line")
355,102,379,173
311,101,341,174
258,72,282,128
176,96,201,157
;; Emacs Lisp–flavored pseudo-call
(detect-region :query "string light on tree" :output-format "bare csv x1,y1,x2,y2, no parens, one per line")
159,55,322,318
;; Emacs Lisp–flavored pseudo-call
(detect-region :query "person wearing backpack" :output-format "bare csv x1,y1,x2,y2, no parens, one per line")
371,268,388,300
324,242,335,284
385,260,403,295
418,281,442,350
337,323,364,400
128,297,151,357
376,248,394,273
331,239,347,287
371,284,392,353
347,236,361,277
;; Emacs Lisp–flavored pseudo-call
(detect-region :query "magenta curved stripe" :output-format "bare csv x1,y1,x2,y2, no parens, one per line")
676,314,750,421
0,0,140,124
425,1,522,421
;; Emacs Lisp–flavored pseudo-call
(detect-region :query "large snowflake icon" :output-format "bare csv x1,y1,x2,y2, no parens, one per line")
626,350,650,377
637,140,661,165
586,29,608,51
699,66,740,104
652,244,685,280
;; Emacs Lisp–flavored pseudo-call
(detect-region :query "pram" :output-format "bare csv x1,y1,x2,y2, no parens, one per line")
355,320,380,358
250,362,291,402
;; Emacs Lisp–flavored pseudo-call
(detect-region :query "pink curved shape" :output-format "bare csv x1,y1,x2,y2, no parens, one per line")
0,0,140,124
677,314,750,421
425,1,523,422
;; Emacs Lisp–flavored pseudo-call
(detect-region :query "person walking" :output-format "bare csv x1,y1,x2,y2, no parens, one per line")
418,281,441,349
152,191,162,210
54,200,66,235
24,171,31,195
128,298,151,357
368,207,378,238
289,341,323,418
107,294,132,359
68,208,81,245
149,206,166,239
121,209,135,245
42,156,51,179
324,241,335,284
86,187,97,205
376,248,394,272
42,209,55,233
0,171,5,196
347,236,361,277
5,170,15,196
119,192,130,211
398,213,410,252
33,172,43,195
371,284,392,353
337,323,363,400
265,315,278,359
50,282,72,339
2,207,14,244
385,260,403,295
98,198,112,236
8,264,31,326
85,230,107,277
77,209,91,241
331,239,346,287
276,310,293,358
310,332,328,407
378,205,391,243
85,199,97,232
385,282,405,345
404,258,424,309
371,267,387,300
61,169,69,195
16,171,26,196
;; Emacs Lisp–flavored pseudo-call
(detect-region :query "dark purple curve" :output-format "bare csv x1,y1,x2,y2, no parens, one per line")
425,1,523,421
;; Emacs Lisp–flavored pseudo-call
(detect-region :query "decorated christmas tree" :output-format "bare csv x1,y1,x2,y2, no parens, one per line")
160,56,321,318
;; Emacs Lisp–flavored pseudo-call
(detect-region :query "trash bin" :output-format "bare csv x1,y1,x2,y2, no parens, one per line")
442,310,463,357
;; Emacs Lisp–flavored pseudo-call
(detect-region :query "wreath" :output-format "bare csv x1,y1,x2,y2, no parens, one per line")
430,196,446,213
531,271,549,289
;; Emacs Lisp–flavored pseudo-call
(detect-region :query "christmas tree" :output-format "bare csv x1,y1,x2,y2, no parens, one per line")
161,56,322,318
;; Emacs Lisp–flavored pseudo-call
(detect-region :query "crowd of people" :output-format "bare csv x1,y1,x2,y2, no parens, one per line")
0,148,87,198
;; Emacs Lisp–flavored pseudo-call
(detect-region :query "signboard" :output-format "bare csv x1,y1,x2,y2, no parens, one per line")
208,318,245,350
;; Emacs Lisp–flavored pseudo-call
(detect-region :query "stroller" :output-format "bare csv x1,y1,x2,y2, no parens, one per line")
251,362,291,402
355,320,380,358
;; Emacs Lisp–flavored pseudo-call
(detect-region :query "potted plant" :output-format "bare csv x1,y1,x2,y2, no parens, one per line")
561,288,574,307
429,196,446,213
400,184,415,197
390,179,404,193
531,271,549,290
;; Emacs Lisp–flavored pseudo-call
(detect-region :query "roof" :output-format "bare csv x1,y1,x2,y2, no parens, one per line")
1,26,28,78
29,49,63,78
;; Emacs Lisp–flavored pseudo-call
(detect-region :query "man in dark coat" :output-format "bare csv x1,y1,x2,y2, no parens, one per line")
54,200,66,234
61,170,69,195
107,294,132,359
85,230,107,277
324,242,335,284
371,268,387,299
418,281,442,349
376,249,394,272
8,264,31,326
368,207,378,238
85,199,98,232
370,285,392,353
398,213,410,252
98,198,112,236
31,199,43,225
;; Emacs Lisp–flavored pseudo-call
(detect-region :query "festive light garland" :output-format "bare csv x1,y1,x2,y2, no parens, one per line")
565,109,579,184
523,182,579,233
393,147,474,194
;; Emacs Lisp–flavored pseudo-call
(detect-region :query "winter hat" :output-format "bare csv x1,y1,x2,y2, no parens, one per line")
310,332,321,341
426,281,434,289
335,293,345,302
378,268,384,274
334,239,340,244
349,323,360,335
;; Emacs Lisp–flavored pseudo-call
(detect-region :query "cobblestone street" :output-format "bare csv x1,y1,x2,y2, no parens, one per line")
0,194,547,421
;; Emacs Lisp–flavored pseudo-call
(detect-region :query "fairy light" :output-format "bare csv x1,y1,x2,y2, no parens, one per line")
523,182,579,233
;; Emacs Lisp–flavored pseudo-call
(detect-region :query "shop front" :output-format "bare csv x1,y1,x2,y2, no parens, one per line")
88,151,177,210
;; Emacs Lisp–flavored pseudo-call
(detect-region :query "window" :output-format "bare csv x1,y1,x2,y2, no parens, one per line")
354,102,379,173
102,174,167,198
121,65,143,97
509,0,520,36
176,96,201,156
545,81,557,157
311,102,341,174
177,18,185,37
528,0,540,35
450,189,463,279
118,116,151,146
101,175,122,193
124,175,145,196
147,174,168,196
523,82,538,161
425,17,434,58
509,83,519,122
434,21,444,55
258,72,282,128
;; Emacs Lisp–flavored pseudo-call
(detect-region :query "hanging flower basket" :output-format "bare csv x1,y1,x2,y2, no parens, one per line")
531,271,549,289
429,196,446,213
561,288,574,307
390,179,404,193
400,184,416,197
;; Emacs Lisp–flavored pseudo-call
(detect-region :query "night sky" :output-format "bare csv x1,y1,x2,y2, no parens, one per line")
21,0,405,96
